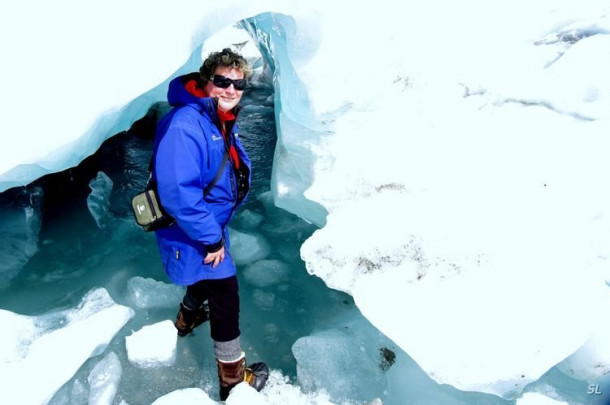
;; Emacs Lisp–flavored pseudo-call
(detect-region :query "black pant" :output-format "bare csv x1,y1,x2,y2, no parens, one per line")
183,275,240,342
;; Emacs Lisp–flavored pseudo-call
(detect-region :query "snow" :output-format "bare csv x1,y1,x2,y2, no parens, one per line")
516,392,568,405
225,370,338,405
150,388,217,405
149,371,345,405
1,0,610,402
556,299,610,381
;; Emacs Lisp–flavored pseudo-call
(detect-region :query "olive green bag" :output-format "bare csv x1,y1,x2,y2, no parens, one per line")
131,184,174,232
131,148,229,232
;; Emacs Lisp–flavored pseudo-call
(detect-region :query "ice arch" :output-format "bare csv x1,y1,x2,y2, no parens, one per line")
0,2,324,217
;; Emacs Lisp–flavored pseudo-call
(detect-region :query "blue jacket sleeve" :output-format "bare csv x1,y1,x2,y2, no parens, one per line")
154,123,223,247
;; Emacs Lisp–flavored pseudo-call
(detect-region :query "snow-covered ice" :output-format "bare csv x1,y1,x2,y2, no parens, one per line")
516,392,568,405
556,302,610,381
0,288,134,405
125,320,177,368
151,388,217,405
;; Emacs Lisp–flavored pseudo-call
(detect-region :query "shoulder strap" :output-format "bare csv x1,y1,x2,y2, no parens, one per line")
203,147,229,196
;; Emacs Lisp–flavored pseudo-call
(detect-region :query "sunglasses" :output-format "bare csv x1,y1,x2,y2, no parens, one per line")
211,74,247,91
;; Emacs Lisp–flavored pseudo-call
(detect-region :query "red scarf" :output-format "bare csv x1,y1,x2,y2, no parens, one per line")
216,109,240,170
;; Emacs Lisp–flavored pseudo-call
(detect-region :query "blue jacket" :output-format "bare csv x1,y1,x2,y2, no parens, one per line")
153,74,251,285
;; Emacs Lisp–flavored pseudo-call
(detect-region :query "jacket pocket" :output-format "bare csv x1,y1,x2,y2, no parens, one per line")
165,241,205,283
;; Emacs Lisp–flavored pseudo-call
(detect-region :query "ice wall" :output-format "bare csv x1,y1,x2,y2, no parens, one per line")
243,13,329,226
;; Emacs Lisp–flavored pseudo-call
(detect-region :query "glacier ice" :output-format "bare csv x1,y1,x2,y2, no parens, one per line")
292,327,387,404
125,320,177,369
234,208,264,229
0,288,134,405
242,259,290,288
50,379,88,405
87,351,122,405
228,228,271,265
242,12,330,227
0,186,43,288
87,171,113,230
251,289,276,312
126,276,184,309
301,189,609,397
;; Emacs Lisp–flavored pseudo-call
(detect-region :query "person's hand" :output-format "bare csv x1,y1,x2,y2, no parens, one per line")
204,246,225,268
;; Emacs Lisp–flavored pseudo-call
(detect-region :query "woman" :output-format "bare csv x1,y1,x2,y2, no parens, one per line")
153,48,268,400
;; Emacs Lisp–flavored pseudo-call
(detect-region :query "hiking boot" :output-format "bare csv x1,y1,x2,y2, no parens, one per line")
217,353,269,400
244,362,269,392
174,301,209,336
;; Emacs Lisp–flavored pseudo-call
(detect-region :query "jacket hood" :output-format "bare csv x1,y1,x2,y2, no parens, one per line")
166,72,242,117
167,72,204,107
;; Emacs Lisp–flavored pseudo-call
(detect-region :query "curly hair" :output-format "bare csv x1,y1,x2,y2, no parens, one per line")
199,48,252,85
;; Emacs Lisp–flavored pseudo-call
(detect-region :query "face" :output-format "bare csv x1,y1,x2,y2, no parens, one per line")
204,65,245,112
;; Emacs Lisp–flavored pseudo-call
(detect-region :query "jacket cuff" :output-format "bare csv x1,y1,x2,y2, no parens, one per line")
204,236,224,254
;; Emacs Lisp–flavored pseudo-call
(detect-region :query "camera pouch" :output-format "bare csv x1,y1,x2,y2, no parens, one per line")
131,185,175,232
132,143,229,232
